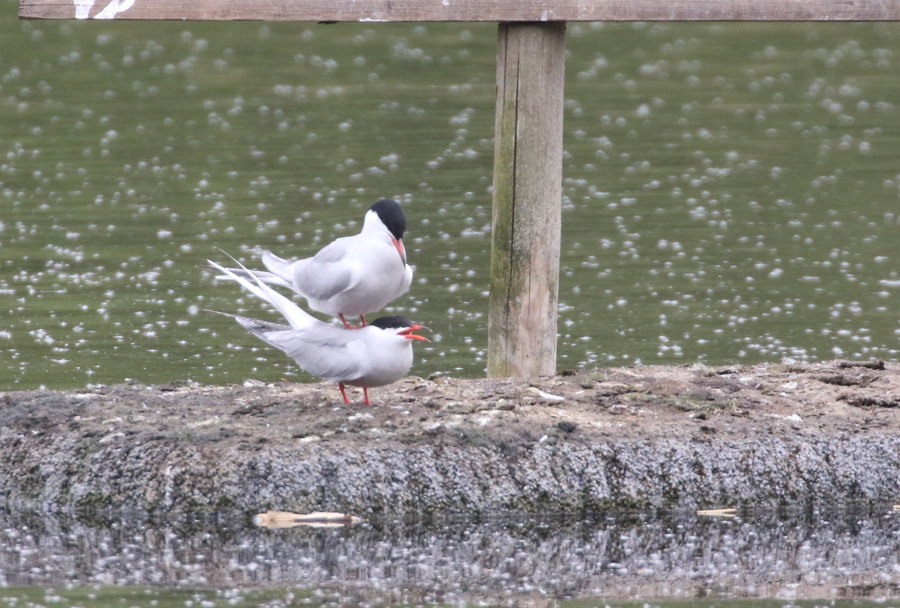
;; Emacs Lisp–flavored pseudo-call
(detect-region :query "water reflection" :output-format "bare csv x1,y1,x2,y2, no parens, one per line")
2,506,900,603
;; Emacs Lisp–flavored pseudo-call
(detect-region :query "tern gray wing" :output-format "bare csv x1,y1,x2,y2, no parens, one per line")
268,325,368,382
310,236,353,263
218,310,367,382
292,245,357,301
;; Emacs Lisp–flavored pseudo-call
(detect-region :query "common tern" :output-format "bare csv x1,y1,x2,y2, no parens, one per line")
214,199,413,328
206,258,428,405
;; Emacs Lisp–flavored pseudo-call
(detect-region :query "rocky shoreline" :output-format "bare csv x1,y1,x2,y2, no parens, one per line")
2,360,899,516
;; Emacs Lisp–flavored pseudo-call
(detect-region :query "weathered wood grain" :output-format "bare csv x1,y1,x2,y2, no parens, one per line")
20,0,900,21
488,22,565,379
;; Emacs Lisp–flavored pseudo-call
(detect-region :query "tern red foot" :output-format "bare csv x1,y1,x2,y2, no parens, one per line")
339,383,351,404
338,384,371,405
339,314,367,329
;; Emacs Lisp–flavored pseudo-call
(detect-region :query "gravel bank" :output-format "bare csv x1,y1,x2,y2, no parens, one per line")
2,360,899,516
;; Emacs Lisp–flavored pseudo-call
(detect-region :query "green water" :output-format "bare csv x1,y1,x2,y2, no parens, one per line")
2,4,900,389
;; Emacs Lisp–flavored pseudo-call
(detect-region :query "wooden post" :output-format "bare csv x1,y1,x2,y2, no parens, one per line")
488,22,566,378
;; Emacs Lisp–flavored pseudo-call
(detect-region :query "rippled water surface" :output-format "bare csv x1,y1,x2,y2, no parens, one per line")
2,3,900,388
2,506,900,606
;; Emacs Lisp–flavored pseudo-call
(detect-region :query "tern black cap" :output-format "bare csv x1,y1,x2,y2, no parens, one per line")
370,199,406,241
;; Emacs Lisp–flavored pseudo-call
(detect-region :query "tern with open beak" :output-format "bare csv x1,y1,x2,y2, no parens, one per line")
212,199,413,328
206,257,428,405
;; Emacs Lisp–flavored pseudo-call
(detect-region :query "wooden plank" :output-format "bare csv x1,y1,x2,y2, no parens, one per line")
20,0,900,21
487,22,565,379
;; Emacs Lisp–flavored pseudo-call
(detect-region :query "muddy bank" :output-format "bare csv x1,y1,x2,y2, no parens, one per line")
2,360,899,516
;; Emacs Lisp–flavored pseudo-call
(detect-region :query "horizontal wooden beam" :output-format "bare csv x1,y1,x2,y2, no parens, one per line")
19,0,900,21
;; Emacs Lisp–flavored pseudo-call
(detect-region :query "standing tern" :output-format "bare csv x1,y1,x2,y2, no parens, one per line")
214,199,413,328
206,258,428,405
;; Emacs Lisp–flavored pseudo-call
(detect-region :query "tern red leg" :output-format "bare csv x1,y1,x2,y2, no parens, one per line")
363,387,371,406
338,383,351,404
339,314,366,329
